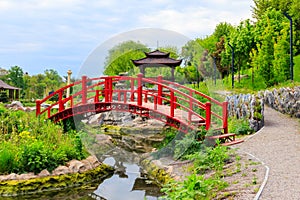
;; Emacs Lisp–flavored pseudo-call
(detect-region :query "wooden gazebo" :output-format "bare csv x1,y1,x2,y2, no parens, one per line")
132,50,182,82
0,80,20,101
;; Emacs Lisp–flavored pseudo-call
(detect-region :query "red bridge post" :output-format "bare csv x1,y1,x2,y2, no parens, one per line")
82,76,87,105
109,77,113,102
137,73,143,106
95,90,99,103
157,75,162,105
222,101,228,133
104,77,108,102
130,78,134,102
170,91,174,117
205,102,211,130
104,77,113,103
36,100,41,117
188,91,193,122
58,90,64,112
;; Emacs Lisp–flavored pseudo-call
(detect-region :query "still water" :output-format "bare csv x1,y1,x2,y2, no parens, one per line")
90,157,162,200
0,150,163,200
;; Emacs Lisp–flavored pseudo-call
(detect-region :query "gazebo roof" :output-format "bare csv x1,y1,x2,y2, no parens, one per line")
145,50,170,57
132,49,182,67
0,80,20,90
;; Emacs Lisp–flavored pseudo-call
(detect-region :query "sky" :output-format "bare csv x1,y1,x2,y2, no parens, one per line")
0,0,254,78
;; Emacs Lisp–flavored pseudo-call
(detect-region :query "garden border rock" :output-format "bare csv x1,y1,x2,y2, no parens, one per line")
0,156,114,197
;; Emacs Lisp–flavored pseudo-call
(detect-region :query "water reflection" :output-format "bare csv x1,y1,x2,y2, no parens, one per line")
90,156,162,200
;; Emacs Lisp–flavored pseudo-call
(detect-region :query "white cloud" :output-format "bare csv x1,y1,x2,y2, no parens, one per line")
0,0,254,75
137,1,254,38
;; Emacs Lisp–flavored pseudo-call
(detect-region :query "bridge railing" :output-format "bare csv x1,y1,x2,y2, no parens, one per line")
134,75,227,132
159,78,228,133
36,74,228,133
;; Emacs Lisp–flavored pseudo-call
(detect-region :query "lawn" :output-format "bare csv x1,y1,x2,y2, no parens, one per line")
294,55,300,82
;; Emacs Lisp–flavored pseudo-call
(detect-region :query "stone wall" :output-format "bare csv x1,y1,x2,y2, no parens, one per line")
262,86,300,118
225,86,300,132
225,94,264,132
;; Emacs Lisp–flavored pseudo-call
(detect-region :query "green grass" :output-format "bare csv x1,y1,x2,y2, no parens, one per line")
209,55,300,95
0,104,88,174
294,55,300,82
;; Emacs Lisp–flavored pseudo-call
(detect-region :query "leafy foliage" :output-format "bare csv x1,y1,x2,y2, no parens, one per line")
0,105,87,174
162,143,230,199
104,40,149,76
252,0,300,55
228,118,254,135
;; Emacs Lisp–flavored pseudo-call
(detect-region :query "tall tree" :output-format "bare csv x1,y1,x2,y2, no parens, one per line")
250,9,290,86
181,40,205,83
44,69,63,94
252,0,300,54
226,20,255,82
8,66,24,89
104,41,149,76
213,22,234,41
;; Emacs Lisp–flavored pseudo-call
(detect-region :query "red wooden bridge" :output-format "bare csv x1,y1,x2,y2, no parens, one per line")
36,74,231,136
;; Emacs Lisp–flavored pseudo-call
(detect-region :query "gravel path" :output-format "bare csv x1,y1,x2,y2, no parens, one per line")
235,106,300,200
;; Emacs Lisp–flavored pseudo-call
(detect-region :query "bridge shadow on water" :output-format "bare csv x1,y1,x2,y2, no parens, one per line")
91,151,163,200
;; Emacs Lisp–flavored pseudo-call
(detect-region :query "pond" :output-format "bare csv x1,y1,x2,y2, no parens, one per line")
1,147,163,200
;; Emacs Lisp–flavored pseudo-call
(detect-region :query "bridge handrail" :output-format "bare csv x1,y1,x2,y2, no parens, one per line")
112,88,206,122
159,78,227,128
36,74,228,133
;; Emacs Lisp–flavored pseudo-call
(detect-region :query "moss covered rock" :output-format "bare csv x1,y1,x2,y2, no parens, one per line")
0,164,114,197
140,159,171,186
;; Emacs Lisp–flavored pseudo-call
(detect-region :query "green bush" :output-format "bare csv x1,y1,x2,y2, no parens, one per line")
0,142,18,174
20,141,56,174
162,174,220,199
228,117,253,135
162,143,229,199
0,104,88,175
174,134,203,159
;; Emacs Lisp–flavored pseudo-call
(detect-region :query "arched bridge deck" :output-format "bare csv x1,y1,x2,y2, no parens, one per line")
36,74,228,134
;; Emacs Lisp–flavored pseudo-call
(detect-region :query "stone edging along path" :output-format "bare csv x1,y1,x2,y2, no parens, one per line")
0,156,114,196
235,106,300,200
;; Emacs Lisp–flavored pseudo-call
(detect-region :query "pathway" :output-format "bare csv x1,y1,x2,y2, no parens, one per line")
235,106,300,200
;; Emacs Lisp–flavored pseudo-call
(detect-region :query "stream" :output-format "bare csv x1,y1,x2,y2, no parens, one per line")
0,132,165,200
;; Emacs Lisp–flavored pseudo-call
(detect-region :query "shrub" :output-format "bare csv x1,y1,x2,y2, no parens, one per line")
228,117,253,135
0,105,88,175
186,143,230,173
162,144,229,199
0,142,18,174
20,141,56,174
173,129,206,159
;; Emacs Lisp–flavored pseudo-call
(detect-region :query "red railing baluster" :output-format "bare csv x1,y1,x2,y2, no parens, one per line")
188,90,193,122
104,77,109,103
157,75,162,105
118,90,121,101
36,100,41,117
59,90,64,112
144,91,148,103
109,77,113,102
170,91,174,117
222,101,228,133
154,95,157,110
95,90,99,103
124,91,127,103
131,78,134,102
137,73,143,106
82,76,87,105
205,102,211,130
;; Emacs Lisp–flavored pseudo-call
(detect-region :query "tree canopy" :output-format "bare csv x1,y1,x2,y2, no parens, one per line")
104,41,149,76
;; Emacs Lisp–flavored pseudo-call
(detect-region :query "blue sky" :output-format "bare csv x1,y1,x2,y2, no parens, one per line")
0,0,254,78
